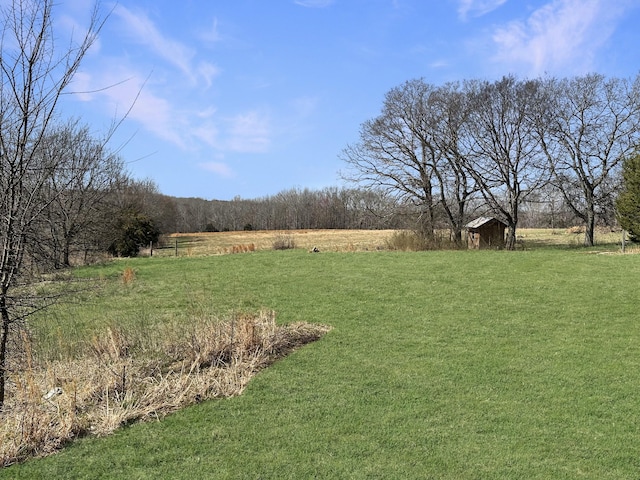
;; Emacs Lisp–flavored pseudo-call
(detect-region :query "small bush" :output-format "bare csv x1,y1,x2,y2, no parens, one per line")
272,234,296,250
108,209,160,258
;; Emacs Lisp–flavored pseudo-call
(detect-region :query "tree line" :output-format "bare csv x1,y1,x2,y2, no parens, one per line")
156,184,588,236
165,188,405,233
341,74,640,249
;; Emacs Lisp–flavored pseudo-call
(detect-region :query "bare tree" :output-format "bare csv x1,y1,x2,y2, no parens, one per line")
342,79,477,240
537,74,640,246
341,80,438,238
462,76,548,250
0,0,105,409
34,120,127,268
429,82,477,243
340,79,484,242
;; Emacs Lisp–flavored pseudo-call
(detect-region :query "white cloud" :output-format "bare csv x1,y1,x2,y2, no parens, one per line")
127,91,186,147
113,6,222,89
200,17,223,44
491,0,630,75
199,161,234,178
74,63,187,148
68,6,275,161
226,111,271,153
458,0,507,20
69,71,95,101
193,116,220,148
429,60,450,69
294,0,335,7
114,5,196,82
110,75,187,148
198,61,222,89
73,60,274,158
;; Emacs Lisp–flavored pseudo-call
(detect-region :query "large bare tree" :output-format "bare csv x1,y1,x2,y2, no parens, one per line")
429,82,477,242
462,76,548,250
536,74,640,246
341,79,439,238
341,79,475,241
0,0,105,409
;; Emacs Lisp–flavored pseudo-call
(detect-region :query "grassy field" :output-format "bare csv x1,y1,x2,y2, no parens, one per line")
2,229,640,478
151,227,627,256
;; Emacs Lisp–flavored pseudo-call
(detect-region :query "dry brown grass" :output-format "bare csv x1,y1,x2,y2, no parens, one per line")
159,229,396,256
153,228,628,257
121,266,136,284
516,227,623,247
228,243,256,254
272,234,296,250
0,311,330,467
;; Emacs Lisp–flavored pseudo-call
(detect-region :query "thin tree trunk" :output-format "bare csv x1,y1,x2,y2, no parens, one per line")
0,295,10,410
63,236,72,267
505,224,517,250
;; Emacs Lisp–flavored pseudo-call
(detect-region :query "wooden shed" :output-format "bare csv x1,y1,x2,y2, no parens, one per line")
465,217,506,249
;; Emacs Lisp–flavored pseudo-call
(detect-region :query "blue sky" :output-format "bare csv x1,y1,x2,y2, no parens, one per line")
57,0,640,200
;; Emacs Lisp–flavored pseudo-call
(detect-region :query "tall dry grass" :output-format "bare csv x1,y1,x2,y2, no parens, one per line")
159,230,396,256
272,234,296,250
0,311,330,467
385,230,463,251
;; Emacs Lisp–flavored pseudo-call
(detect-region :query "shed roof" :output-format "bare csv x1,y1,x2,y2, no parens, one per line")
465,216,506,229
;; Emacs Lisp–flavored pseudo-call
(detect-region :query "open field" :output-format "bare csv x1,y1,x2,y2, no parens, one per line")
153,227,629,257
2,229,640,478
156,229,397,256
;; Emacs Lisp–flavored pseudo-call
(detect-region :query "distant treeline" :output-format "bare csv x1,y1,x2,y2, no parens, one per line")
149,185,589,234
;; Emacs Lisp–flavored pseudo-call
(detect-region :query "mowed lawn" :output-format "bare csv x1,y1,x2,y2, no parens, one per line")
3,247,640,479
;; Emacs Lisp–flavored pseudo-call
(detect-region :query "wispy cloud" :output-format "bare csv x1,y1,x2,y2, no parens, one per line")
113,5,199,83
226,111,271,153
458,0,507,20
71,60,188,148
74,57,273,157
198,61,222,89
491,0,632,75
429,60,450,69
294,0,335,7
192,108,220,148
103,69,187,148
200,17,223,44
112,5,222,89
70,3,277,174
199,161,235,178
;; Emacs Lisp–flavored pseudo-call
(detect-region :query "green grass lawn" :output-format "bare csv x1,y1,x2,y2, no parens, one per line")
4,248,640,479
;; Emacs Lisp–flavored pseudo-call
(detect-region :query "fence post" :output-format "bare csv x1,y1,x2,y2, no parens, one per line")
175,238,178,257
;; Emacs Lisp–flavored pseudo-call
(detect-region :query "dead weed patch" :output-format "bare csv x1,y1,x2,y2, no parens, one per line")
0,311,330,467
